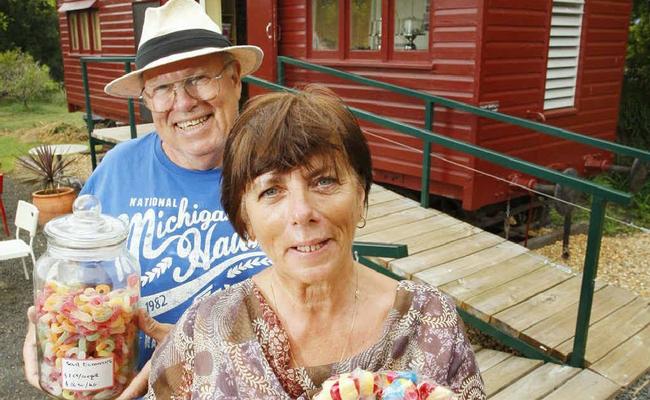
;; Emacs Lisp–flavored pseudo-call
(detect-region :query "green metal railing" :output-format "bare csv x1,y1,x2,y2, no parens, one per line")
80,56,137,169
245,61,650,368
77,53,649,367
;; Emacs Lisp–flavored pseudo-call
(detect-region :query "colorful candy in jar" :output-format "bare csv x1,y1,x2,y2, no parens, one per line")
35,273,140,400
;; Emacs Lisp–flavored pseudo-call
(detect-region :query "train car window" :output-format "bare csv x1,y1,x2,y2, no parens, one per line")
69,13,79,51
79,11,91,51
312,0,339,51
92,11,102,51
350,0,382,51
394,0,429,52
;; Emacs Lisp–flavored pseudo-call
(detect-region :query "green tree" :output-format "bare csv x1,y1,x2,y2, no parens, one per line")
0,0,62,81
0,49,58,109
627,0,650,90
618,0,650,150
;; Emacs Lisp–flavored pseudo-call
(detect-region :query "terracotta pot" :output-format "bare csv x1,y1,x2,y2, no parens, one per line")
32,187,77,226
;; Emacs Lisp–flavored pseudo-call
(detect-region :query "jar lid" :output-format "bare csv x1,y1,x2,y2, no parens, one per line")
44,195,128,249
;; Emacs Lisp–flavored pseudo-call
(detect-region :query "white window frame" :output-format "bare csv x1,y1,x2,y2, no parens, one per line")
544,0,585,110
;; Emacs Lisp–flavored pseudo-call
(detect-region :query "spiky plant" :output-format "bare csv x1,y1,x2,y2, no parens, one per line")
15,145,76,193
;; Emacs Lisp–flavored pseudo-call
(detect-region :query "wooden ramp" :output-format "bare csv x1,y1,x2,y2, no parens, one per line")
360,185,650,395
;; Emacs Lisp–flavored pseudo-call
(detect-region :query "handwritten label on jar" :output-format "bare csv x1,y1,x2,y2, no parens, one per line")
62,358,113,391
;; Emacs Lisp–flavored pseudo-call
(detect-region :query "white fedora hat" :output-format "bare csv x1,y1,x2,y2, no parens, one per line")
104,0,263,98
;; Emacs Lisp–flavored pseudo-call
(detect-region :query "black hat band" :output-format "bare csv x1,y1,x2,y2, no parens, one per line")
135,29,233,69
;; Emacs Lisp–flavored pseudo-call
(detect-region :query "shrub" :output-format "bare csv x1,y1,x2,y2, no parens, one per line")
0,49,58,109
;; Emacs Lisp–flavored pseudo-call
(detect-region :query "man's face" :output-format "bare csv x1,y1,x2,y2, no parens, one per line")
142,53,242,170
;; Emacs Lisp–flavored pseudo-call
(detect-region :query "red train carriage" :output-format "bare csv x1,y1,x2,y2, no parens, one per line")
57,0,632,211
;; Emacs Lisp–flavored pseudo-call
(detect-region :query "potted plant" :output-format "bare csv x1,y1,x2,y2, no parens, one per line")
16,144,78,225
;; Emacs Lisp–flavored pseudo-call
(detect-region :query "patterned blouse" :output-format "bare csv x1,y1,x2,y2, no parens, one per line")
146,279,485,399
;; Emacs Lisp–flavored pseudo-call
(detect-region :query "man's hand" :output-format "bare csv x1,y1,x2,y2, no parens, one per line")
115,309,173,400
24,306,173,399
22,306,40,389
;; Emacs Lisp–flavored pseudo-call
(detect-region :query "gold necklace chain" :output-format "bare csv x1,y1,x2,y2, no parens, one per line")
269,265,360,369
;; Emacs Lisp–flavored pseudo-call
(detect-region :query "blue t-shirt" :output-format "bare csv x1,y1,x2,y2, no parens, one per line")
81,133,269,366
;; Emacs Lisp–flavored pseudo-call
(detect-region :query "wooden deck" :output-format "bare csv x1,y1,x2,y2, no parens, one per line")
360,185,650,398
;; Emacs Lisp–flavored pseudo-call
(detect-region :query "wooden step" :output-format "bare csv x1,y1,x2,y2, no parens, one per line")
489,363,580,399
542,369,620,400
590,323,650,386
482,355,543,398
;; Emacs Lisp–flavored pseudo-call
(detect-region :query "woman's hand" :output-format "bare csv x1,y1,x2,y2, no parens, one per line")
22,306,40,389
115,309,174,400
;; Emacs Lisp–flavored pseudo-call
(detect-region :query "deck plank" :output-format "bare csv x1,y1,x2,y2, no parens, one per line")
589,324,650,386
398,222,485,255
474,349,513,373
492,277,607,338
463,265,572,322
482,356,543,398
358,214,460,243
413,241,528,288
554,297,650,363
521,285,637,353
366,198,420,220
541,369,620,400
368,188,402,206
489,363,580,400
357,207,440,237
441,252,547,303
393,231,504,279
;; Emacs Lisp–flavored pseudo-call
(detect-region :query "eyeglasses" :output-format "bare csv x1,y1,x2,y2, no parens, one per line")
140,61,234,113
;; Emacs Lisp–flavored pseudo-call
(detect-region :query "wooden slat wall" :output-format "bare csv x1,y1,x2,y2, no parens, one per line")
278,0,481,205
58,0,148,123
470,0,631,210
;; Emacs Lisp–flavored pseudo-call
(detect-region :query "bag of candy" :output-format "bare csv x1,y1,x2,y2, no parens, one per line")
314,368,457,400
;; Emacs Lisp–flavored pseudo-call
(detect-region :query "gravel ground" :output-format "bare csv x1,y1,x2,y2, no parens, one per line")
1,174,648,399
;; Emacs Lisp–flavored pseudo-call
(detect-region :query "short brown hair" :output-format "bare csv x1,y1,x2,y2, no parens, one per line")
221,84,372,238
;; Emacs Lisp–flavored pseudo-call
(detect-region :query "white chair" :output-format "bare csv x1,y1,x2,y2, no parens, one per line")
0,200,39,279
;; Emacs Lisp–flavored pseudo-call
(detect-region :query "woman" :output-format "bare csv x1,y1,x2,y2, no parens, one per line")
146,86,485,399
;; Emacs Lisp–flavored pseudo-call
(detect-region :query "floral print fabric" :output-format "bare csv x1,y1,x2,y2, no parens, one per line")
146,279,485,399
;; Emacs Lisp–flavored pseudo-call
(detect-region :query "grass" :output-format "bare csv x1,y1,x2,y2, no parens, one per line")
0,91,85,132
0,91,86,174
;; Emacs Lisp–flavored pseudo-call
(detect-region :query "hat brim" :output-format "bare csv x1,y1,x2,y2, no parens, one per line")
104,45,263,98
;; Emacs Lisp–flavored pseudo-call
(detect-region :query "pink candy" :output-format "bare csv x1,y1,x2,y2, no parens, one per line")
315,369,457,400
35,276,140,400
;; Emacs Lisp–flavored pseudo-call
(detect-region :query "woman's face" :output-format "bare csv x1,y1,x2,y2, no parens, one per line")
242,157,365,283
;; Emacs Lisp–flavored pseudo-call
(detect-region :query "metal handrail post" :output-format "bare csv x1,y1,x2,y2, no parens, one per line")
80,60,97,169
569,195,607,368
420,101,434,208
277,58,285,86
124,62,137,139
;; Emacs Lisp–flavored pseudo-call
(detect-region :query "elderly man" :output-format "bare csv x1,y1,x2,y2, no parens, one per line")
23,0,268,397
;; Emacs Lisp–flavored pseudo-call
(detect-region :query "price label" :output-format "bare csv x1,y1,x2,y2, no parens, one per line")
62,358,113,391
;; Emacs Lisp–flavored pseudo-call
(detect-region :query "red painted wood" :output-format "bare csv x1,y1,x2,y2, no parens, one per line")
247,0,278,97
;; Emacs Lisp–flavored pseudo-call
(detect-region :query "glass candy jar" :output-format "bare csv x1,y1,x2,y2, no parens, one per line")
33,195,140,400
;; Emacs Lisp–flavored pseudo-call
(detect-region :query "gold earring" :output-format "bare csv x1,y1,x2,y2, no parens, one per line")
357,216,367,229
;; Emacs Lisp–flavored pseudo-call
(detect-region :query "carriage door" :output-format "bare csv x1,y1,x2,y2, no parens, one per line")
247,0,278,97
